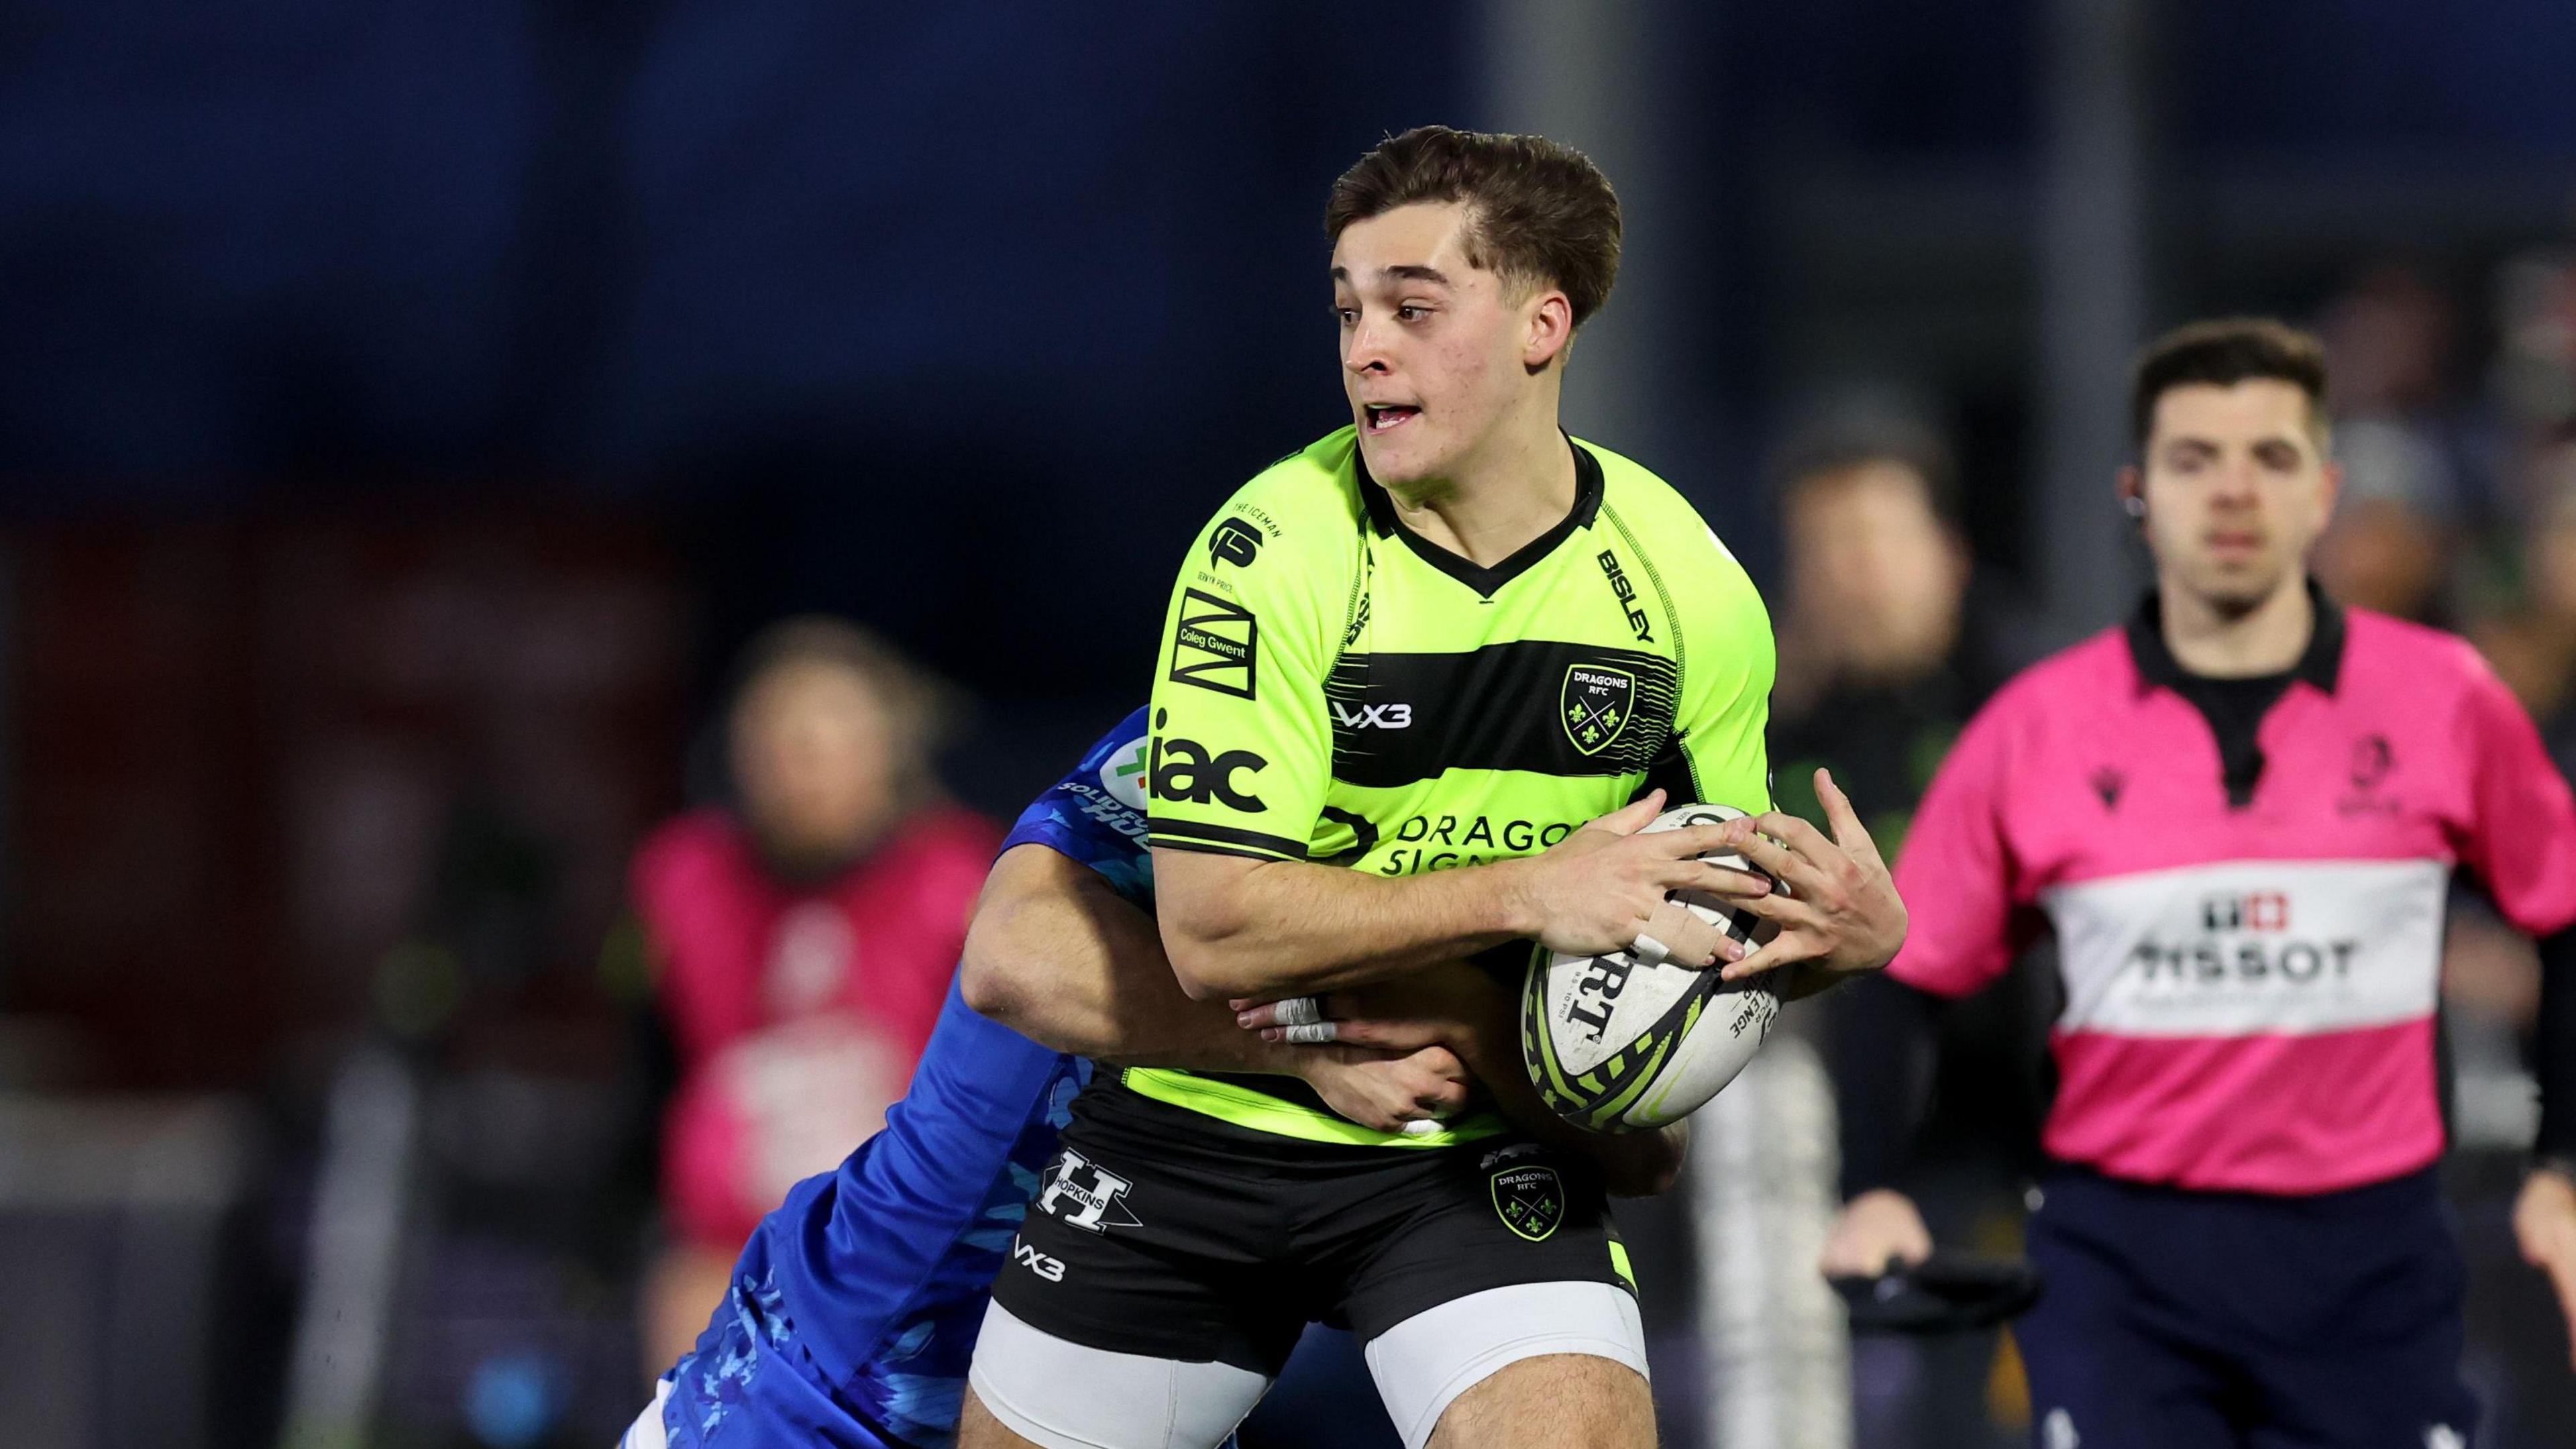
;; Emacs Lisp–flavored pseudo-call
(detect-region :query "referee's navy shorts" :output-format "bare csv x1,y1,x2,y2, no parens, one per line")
2017,1163,2479,1449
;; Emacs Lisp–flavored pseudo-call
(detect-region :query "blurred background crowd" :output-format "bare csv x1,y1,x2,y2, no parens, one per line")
7,3,2576,1446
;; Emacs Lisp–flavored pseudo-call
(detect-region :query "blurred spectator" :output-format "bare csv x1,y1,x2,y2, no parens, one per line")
1758,417,2041,1449
2312,415,2463,623
2317,262,2460,419
1768,413,1995,841
2469,445,2576,767
632,617,999,1375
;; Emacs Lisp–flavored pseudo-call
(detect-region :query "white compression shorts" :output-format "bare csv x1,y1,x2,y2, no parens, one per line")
967,1281,1646,1449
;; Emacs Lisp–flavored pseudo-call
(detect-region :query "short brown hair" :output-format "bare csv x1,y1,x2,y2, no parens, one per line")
2131,317,2330,450
731,615,956,784
1324,125,1622,328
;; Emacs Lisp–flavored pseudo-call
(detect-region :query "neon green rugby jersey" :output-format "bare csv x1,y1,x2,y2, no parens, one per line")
1135,426,1776,1146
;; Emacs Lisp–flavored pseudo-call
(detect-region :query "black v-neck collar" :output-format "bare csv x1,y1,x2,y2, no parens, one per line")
2124,578,2346,697
2123,578,2347,808
1356,435,1606,599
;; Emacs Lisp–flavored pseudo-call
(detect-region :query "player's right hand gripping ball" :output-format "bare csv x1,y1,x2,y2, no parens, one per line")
1521,804,1782,1132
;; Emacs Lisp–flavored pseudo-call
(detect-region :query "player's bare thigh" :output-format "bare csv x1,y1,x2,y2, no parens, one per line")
957,1387,1042,1448
1427,1353,1655,1449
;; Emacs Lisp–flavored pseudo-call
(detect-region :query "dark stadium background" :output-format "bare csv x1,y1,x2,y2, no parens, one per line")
6,3,2576,1446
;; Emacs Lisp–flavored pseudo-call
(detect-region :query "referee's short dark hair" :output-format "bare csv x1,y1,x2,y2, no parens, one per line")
1325,125,1623,329
2131,317,2330,451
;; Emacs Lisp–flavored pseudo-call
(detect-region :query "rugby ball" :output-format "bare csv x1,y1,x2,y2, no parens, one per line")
1521,803,1783,1133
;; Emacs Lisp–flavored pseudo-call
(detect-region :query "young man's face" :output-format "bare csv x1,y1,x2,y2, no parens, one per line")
1330,200,1560,490
2132,380,2339,615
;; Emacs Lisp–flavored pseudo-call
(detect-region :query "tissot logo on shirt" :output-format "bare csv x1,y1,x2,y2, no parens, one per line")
1209,518,1263,569
2045,859,2443,1038
1036,1148,1142,1233
1561,664,1636,756
1168,588,1256,699
1150,714,1269,812
2200,892,2289,932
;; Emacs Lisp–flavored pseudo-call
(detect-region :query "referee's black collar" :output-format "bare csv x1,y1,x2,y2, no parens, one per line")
2125,578,2345,696
1357,432,1606,599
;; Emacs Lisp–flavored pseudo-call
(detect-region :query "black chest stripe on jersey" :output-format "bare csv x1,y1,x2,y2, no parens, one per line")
1324,641,1680,787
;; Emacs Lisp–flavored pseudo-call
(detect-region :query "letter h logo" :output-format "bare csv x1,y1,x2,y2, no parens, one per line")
1036,1148,1141,1233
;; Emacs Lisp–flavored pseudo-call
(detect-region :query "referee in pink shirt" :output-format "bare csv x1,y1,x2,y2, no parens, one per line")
1819,319,2576,1446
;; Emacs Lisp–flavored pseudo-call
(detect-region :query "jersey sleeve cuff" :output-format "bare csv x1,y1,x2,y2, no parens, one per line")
1146,818,1309,863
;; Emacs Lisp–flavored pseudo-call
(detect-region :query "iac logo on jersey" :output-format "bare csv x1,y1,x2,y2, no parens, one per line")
1036,1148,1142,1233
1150,710,1268,812
1562,665,1637,756
1490,1165,1565,1242
1169,588,1257,699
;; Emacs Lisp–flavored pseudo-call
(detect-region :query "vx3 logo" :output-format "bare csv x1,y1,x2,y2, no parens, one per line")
1011,1236,1067,1283
1332,700,1412,730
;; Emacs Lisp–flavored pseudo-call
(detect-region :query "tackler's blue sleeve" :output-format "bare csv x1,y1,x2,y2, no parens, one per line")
998,707,1154,909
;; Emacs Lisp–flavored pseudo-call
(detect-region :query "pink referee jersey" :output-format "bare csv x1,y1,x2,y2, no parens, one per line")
1892,595,2576,1194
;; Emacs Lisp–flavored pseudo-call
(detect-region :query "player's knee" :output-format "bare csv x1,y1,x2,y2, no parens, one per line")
1428,1353,1654,1449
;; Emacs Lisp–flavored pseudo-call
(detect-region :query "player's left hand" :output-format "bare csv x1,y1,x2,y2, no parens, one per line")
1298,1043,1473,1134
1700,767,1908,984
2515,1164,2576,1371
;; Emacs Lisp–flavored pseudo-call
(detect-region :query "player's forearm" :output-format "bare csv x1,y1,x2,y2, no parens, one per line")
1153,847,1536,1001
959,847,1314,1073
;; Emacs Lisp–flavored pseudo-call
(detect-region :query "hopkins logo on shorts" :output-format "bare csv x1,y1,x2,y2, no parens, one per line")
1036,1148,1143,1233
1169,589,1257,699
1560,665,1636,757
1209,518,1264,569
1490,1164,1565,1242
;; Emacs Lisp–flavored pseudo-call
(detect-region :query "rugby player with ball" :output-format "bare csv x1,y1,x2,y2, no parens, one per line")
961,125,1907,1449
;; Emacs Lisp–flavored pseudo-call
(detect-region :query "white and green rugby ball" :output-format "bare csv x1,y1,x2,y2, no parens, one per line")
1521,803,1783,1133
